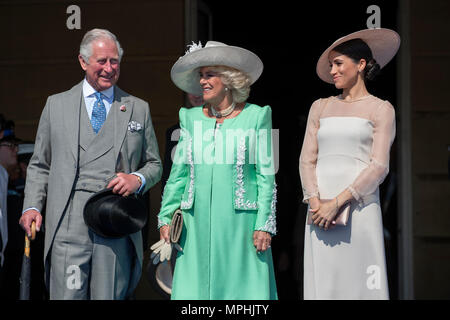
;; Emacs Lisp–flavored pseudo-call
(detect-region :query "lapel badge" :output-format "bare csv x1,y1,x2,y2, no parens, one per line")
120,105,127,112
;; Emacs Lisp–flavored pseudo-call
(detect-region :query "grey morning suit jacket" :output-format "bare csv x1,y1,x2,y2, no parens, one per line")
23,81,162,293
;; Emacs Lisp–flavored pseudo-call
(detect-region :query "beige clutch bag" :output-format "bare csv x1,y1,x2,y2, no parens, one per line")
307,199,351,226
169,208,183,243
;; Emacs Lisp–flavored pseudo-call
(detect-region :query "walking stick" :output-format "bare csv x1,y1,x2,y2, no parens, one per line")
19,221,36,300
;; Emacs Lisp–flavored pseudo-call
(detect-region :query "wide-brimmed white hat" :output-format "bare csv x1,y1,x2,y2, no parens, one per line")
170,41,263,95
147,259,173,298
316,28,401,84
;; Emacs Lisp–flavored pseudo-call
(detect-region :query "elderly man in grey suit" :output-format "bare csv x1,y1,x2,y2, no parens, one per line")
19,29,162,300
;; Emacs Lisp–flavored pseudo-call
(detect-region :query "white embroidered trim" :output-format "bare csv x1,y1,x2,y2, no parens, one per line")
180,137,194,209
157,180,171,228
157,217,168,229
235,137,258,209
256,182,278,235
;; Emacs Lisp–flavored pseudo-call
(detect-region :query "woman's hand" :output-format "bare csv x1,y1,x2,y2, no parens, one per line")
253,231,272,253
308,197,321,212
159,225,170,243
310,199,338,231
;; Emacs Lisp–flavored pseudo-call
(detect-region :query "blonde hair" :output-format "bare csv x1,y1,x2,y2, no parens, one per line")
207,65,251,103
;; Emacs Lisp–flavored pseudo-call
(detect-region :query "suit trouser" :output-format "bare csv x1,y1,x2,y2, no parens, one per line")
49,190,133,300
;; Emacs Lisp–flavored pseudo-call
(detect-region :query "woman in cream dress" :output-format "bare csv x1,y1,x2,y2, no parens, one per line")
299,29,400,299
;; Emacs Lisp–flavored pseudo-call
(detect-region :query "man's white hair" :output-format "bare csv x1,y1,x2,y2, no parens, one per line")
79,28,124,63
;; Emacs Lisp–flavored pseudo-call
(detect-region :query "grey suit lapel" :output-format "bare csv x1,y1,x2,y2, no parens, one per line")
69,85,132,169
63,82,83,162
79,107,115,167
79,102,95,152
113,86,133,166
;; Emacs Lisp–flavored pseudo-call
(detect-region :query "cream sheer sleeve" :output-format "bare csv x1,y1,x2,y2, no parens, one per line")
299,99,326,203
348,101,396,202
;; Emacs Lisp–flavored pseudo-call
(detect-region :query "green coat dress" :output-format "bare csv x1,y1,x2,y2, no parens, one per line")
158,103,278,300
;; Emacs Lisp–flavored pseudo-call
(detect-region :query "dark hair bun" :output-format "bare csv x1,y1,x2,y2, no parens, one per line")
365,59,381,81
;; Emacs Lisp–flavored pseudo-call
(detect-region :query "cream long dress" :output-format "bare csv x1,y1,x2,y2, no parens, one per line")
299,95,395,300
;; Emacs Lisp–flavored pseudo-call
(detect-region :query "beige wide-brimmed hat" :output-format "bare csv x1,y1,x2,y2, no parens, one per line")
316,28,401,84
147,259,173,298
170,41,263,95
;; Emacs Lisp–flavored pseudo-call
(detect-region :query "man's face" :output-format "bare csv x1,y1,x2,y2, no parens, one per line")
0,141,18,169
187,93,204,107
79,38,120,92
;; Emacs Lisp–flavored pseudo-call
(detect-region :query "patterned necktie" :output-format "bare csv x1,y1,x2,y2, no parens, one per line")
91,92,106,134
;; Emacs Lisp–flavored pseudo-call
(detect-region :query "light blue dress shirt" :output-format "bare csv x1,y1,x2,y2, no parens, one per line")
82,79,114,120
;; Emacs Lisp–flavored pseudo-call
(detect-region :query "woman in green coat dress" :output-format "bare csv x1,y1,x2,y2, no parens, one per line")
158,41,278,300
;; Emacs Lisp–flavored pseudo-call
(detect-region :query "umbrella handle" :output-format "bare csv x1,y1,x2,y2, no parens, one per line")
24,221,36,258
30,221,36,240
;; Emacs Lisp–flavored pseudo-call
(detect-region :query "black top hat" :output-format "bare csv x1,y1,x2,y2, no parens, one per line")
83,188,148,238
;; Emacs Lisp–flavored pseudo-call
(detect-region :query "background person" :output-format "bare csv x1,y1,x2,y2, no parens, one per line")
0,133,19,266
161,93,204,191
0,140,47,300
0,114,9,289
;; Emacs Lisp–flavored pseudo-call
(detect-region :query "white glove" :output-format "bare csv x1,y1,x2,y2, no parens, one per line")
150,239,171,264
150,239,183,265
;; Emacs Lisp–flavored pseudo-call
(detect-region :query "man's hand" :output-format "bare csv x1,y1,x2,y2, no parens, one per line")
19,209,43,238
107,172,141,197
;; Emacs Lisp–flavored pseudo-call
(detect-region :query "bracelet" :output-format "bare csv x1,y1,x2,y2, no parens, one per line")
134,174,142,187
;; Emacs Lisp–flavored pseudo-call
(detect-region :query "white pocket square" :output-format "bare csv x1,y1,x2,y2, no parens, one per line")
128,120,142,132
